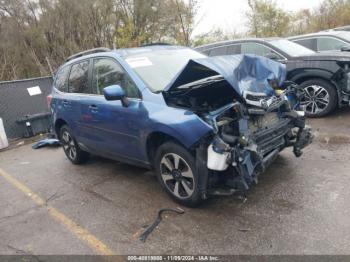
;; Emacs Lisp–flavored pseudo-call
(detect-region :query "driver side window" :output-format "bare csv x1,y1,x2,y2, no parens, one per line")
92,58,140,98
317,37,348,51
241,42,282,59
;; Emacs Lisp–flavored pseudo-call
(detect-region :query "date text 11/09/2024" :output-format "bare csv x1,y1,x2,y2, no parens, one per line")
127,255,219,261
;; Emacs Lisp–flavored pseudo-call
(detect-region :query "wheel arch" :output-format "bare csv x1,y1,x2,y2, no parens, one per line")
290,71,341,107
290,71,334,86
146,131,192,167
54,118,68,137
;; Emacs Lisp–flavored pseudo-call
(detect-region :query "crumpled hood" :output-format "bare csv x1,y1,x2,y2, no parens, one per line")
164,54,287,97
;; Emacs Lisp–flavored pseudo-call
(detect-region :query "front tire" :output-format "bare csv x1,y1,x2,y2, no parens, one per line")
59,125,89,164
154,142,203,207
299,79,337,117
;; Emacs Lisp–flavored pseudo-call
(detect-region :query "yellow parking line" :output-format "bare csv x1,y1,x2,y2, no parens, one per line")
0,167,115,255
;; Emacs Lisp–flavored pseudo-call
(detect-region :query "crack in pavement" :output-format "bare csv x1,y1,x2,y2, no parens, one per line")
0,206,38,224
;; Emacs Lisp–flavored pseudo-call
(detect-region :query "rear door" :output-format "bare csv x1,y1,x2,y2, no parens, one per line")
65,59,99,149
52,65,72,129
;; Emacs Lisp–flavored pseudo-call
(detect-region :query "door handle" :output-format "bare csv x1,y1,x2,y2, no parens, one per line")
89,105,98,112
62,100,69,106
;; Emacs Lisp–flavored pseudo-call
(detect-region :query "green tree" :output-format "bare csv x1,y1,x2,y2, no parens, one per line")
246,0,290,37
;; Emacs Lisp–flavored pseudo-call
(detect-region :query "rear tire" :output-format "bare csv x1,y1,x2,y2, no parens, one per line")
59,125,89,164
154,142,203,207
299,79,337,117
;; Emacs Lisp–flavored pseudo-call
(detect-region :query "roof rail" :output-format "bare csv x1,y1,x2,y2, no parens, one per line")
65,47,111,62
140,42,171,47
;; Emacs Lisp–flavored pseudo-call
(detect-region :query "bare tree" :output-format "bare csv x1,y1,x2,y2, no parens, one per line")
0,0,198,81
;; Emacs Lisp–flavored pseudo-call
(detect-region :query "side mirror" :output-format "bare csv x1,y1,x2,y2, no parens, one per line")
103,85,129,107
340,45,350,52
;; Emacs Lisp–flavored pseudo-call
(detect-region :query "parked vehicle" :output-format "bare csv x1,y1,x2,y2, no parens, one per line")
196,38,350,117
50,46,312,206
288,31,350,52
328,25,350,32
326,25,350,31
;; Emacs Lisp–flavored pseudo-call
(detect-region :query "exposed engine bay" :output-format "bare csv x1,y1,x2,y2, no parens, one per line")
164,77,312,196
163,55,313,197
164,76,237,114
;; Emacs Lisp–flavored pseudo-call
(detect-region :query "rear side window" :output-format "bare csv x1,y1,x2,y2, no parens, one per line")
208,46,227,56
317,37,347,51
92,58,140,98
294,38,316,51
68,60,90,93
241,42,271,56
226,44,241,54
54,66,70,92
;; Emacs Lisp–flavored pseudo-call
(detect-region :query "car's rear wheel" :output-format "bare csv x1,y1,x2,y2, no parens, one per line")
154,142,203,207
59,125,89,164
299,79,337,117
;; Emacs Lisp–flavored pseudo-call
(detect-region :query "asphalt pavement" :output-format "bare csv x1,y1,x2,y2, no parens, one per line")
0,109,350,255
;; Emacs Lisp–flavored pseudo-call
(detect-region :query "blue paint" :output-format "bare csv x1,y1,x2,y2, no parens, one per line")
50,45,288,167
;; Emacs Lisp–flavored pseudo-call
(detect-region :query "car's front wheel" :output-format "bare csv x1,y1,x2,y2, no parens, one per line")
154,142,203,207
59,125,89,164
299,79,337,117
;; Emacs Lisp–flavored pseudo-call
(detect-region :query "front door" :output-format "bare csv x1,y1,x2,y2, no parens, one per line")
82,57,145,161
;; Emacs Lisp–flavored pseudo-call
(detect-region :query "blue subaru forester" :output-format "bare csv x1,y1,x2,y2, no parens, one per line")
50,45,312,206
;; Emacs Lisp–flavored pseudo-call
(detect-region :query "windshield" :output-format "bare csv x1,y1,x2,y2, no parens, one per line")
269,39,315,57
336,31,350,42
124,48,205,92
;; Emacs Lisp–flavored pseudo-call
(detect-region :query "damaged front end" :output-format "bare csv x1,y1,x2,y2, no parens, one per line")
163,54,313,197
203,87,312,195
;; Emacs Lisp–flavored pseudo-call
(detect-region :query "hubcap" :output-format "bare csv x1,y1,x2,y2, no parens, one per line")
300,85,329,115
61,131,77,160
160,153,195,199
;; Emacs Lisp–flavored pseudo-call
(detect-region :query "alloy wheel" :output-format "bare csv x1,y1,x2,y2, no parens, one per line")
160,153,195,199
300,85,330,115
61,131,77,160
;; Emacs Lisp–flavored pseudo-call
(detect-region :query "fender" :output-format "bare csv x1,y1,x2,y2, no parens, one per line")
140,106,213,161
287,68,343,107
146,120,212,148
287,68,334,84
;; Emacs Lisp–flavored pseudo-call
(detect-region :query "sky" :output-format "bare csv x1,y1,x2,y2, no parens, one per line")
193,0,324,36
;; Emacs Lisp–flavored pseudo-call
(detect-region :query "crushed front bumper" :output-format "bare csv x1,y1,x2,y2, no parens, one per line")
205,112,313,195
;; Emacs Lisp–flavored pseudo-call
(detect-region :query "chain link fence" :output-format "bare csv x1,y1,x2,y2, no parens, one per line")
0,76,53,139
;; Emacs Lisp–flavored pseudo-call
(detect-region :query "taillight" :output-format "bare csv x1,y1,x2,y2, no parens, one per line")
47,94,53,108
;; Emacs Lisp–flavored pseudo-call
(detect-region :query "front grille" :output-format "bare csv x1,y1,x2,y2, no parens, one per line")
252,118,291,156
248,112,280,133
